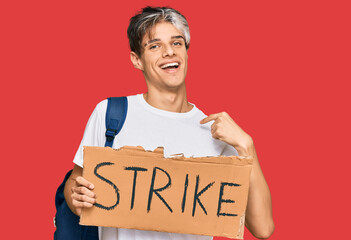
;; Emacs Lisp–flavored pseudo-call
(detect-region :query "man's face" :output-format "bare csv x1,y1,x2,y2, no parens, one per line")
131,22,188,91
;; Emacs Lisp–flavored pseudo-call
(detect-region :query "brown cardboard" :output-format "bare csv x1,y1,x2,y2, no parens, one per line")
80,146,253,239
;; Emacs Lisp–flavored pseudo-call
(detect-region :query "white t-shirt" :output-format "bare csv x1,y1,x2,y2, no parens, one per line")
73,93,238,240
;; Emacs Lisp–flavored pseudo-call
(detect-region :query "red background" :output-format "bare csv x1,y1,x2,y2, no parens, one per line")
1,0,350,239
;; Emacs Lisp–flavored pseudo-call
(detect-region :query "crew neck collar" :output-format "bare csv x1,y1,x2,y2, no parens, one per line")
137,93,198,118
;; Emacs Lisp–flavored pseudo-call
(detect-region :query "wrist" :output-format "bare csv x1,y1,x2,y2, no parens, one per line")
234,136,254,156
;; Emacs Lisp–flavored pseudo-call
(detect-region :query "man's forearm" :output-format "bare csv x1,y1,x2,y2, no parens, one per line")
237,142,275,239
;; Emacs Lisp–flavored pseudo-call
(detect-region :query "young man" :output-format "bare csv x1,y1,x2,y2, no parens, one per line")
64,6,274,240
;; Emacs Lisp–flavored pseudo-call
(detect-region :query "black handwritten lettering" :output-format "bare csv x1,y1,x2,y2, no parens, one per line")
217,182,240,217
94,162,120,211
124,166,148,210
147,167,173,213
192,175,215,216
181,174,189,213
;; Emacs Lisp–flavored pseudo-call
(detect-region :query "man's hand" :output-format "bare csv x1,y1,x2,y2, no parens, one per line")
200,112,253,156
71,176,96,216
64,165,96,216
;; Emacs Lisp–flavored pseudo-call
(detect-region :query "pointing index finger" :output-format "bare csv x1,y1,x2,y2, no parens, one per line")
200,114,219,124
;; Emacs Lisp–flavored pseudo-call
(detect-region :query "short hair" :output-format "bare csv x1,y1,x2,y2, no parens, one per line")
127,6,190,57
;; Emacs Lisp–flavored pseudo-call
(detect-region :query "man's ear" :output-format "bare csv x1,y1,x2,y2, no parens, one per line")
130,51,144,71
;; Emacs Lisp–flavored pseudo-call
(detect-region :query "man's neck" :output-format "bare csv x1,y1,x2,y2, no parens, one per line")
143,90,193,113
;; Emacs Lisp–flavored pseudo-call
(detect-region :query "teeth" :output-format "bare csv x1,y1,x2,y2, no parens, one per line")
161,62,179,69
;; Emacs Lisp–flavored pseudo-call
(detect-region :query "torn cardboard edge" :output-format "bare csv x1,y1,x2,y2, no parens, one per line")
90,145,254,165
80,145,253,239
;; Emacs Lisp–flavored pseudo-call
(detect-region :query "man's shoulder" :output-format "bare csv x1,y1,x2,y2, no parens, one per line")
191,104,207,117
94,99,108,114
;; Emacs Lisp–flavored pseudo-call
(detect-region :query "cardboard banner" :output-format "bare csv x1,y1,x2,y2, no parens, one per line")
80,146,253,239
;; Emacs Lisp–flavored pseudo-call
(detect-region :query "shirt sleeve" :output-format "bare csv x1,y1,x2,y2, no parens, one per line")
73,100,107,167
221,144,239,156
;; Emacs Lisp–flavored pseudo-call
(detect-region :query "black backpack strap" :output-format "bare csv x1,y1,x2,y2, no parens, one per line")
105,97,128,147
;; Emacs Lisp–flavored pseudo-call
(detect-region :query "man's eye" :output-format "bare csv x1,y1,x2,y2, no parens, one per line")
173,42,182,46
150,45,159,49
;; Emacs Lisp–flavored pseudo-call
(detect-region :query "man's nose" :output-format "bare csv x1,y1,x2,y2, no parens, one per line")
162,44,175,57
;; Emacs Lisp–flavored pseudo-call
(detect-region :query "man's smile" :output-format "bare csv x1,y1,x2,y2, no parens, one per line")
159,61,181,73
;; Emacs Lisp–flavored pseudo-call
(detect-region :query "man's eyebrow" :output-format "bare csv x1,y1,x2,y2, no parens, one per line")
144,35,185,47
144,38,161,47
171,35,185,41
